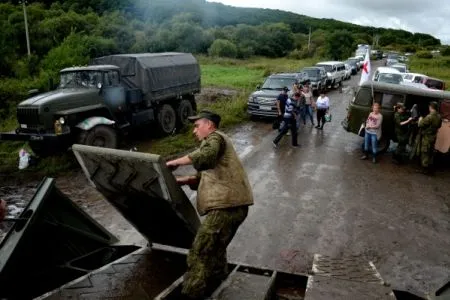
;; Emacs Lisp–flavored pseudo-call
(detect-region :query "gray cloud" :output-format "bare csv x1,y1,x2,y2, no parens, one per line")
208,0,450,44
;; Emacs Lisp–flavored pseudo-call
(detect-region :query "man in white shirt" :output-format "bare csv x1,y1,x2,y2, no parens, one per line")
315,91,330,130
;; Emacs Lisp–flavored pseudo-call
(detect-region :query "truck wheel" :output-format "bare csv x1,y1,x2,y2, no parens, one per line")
158,104,177,135
85,125,118,149
177,100,194,127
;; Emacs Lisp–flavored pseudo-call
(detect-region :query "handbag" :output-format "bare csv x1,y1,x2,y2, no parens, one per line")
325,112,332,122
358,123,366,137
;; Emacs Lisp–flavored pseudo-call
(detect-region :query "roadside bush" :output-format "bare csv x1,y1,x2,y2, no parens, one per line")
442,47,450,56
416,51,433,59
208,39,238,58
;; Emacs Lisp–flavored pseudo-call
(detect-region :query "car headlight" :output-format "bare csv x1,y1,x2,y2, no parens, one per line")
248,96,258,103
59,117,66,125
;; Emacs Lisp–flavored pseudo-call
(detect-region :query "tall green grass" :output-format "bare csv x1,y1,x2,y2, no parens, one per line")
409,57,450,90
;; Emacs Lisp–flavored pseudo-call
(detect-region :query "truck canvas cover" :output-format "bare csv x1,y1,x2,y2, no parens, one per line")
91,53,201,103
72,144,201,249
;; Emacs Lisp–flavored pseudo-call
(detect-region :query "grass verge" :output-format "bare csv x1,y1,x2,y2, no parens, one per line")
409,56,450,90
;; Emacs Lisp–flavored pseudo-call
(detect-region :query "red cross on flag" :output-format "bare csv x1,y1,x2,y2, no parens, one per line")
359,50,371,85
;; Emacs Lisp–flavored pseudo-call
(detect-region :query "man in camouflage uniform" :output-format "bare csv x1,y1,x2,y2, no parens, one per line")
393,103,413,164
410,102,442,174
166,110,253,300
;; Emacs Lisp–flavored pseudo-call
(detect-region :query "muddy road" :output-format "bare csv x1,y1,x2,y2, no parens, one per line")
1,60,449,297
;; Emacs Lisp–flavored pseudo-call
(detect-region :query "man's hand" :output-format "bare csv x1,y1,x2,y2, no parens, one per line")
0,199,6,222
166,160,179,171
176,175,199,186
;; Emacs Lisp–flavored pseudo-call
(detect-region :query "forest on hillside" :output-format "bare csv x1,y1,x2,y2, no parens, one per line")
0,0,443,119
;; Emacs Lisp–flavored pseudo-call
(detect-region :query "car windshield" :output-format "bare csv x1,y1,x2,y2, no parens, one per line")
317,64,333,72
388,54,399,60
391,66,406,73
261,77,296,90
347,59,358,64
59,71,103,89
302,69,319,78
378,73,404,84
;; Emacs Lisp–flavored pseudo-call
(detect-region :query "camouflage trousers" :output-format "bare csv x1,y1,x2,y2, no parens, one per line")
182,206,249,299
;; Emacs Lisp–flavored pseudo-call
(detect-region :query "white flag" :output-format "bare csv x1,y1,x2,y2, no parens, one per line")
359,50,371,85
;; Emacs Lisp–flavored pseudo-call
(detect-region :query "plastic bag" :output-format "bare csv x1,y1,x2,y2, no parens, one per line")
18,148,30,170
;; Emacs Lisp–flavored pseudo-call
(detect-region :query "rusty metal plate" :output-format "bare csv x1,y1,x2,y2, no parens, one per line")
37,247,187,300
305,276,396,300
312,254,385,284
72,144,201,249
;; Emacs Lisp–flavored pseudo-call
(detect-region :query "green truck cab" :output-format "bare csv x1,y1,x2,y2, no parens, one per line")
0,53,200,156
342,81,450,153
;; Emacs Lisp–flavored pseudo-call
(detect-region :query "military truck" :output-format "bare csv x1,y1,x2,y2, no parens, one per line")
0,53,200,156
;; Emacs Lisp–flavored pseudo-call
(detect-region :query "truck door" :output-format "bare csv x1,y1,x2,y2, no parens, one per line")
102,70,126,114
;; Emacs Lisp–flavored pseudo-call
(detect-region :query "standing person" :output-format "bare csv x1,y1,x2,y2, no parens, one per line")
0,199,6,222
276,87,289,132
410,102,442,174
393,103,413,164
166,110,253,300
361,102,383,163
315,91,330,130
273,92,300,148
302,81,315,126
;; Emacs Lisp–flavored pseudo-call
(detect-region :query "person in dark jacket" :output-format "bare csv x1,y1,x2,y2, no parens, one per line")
393,103,413,163
0,199,6,222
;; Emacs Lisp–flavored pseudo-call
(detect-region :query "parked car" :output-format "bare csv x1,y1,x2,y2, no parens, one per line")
247,73,303,117
385,53,399,67
345,58,359,74
372,67,401,81
354,56,365,68
402,73,427,84
390,63,409,73
344,63,352,80
342,81,450,154
315,61,346,88
422,77,446,90
299,67,328,95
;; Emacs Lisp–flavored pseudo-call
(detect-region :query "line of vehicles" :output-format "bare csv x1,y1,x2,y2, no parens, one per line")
247,54,368,118
373,52,446,90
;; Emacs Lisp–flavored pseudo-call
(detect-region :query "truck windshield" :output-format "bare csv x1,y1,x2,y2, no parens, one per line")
59,71,103,89
261,78,296,90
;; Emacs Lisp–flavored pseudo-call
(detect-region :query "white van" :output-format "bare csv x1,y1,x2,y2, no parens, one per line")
315,61,346,87
372,67,401,81
402,73,427,83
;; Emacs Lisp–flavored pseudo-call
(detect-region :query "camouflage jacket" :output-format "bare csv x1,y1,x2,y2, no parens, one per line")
188,131,253,216
418,111,442,141
394,112,410,142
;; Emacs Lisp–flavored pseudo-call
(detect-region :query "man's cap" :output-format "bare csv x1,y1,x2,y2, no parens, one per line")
188,110,221,127
282,86,289,92
396,102,405,109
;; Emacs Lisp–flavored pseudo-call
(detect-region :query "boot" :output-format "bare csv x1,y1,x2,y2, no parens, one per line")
360,152,368,160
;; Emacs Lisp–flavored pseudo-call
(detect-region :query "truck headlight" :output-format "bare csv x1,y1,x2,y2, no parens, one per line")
59,117,66,125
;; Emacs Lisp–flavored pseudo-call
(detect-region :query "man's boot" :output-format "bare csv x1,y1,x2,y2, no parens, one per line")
360,151,368,160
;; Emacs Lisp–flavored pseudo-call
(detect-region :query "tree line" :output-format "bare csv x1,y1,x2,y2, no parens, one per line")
0,0,444,119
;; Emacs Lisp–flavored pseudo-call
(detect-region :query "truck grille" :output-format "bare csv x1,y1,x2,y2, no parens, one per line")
17,107,40,125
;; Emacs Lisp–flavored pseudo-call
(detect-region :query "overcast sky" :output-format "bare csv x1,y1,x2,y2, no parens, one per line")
207,0,450,45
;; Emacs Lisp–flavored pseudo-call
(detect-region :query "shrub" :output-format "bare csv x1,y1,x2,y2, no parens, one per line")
416,51,433,59
442,47,450,56
208,39,238,58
